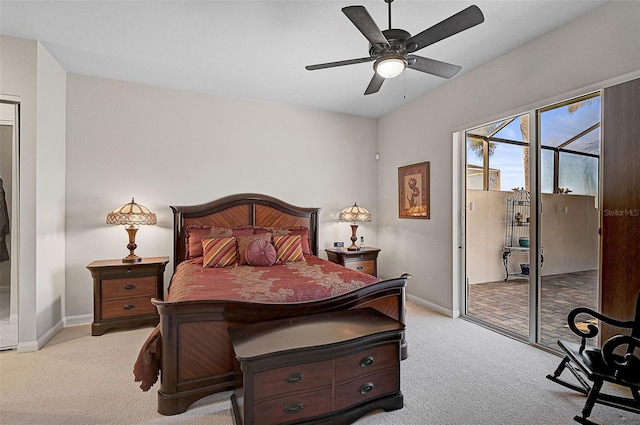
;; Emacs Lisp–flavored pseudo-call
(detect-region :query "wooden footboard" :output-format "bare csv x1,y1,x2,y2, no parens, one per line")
152,276,407,415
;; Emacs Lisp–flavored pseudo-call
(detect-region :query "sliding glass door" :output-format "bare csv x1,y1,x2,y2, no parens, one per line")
463,93,601,350
465,113,531,340
538,94,601,349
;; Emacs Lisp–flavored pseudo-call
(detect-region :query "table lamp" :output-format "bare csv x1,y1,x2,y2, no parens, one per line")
106,198,157,263
338,202,371,251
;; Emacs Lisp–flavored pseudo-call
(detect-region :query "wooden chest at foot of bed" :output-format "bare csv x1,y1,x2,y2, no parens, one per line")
229,308,404,425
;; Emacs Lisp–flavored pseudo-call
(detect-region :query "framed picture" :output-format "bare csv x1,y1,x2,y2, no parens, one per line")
398,161,430,219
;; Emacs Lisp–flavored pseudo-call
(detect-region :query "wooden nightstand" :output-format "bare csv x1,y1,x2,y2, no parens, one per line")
325,247,380,277
87,256,169,336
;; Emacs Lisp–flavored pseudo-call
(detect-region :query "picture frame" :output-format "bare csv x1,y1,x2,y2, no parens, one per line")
398,161,430,219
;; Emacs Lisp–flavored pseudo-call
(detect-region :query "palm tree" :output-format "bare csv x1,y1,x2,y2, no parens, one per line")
467,123,500,161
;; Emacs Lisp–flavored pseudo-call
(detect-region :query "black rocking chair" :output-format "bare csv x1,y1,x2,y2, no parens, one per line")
546,294,640,425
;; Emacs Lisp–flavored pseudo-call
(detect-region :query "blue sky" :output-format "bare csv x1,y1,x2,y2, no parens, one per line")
467,95,600,192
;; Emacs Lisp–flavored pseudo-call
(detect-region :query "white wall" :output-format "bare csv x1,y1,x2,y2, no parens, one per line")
377,1,640,316
64,75,379,318
35,44,67,339
0,35,66,349
466,191,599,284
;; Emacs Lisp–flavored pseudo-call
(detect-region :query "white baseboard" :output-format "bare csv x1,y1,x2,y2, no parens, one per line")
16,314,92,352
406,293,460,318
64,314,92,327
16,340,38,353
17,318,63,353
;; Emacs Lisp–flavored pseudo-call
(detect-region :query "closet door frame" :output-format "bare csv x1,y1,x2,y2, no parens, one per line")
0,94,21,349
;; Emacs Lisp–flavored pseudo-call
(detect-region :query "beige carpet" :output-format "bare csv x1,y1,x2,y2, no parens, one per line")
1,302,637,425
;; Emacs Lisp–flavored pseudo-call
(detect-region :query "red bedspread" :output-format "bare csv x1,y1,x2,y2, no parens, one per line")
134,256,380,391
167,255,380,303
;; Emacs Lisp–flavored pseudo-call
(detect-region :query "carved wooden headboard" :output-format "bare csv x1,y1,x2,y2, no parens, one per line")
170,193,320,270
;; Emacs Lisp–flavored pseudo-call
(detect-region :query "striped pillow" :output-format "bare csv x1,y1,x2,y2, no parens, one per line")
272,235,305,263
202,237,238,268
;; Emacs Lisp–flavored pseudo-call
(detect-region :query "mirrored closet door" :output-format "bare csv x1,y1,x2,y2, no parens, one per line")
0,99,19,350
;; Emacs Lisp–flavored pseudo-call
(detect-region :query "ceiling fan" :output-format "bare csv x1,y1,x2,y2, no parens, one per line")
306,0,484,95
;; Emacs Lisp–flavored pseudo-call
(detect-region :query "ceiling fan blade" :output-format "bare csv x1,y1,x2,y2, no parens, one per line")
306,56,376,71
404,5,484,53
364,73,385,95
407,55,462,79
342,6,389,50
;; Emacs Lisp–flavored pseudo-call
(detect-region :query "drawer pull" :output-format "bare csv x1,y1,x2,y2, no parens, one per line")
359,382,375,395
123,304,136,310
284,372,304,384
357,266,363,270
284,402,304,414
126,268,132,273
359,356,374,367
124,284,136,290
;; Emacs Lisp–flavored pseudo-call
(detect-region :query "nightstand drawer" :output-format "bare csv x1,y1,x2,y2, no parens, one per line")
101,296,156,319
253,360,332,400
344,259,375,275
99,266,156,280
325,247,380,277
101,276,156,299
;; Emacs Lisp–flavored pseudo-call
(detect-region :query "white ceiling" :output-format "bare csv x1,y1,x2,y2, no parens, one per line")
0,0,608,118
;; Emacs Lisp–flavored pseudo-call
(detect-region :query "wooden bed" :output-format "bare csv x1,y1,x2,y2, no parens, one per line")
143,193,408,415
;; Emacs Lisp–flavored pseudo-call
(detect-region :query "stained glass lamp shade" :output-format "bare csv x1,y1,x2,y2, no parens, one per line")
338,202,371,251
106,198,157,263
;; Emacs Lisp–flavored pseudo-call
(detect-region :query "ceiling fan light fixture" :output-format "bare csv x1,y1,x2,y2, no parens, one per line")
374,54,407,79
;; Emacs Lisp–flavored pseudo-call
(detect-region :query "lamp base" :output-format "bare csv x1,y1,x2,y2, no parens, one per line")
122,255,142,263
123,225,141,263
347,224,360,251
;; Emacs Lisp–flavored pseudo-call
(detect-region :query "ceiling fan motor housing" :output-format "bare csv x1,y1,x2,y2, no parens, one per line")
369,28,411,56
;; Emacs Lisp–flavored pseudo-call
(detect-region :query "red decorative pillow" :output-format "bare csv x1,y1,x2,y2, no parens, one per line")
272,235,305,263
245,239,277,267
236,233,272,265
254,226,312,256
185,225,253,259
202,237,238,268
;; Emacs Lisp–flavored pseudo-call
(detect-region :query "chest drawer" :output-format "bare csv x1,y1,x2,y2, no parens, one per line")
253,387,332,425
253,360,332,400
334,366,400,412
335,343,398,383
101,276,156,299
344,259,375,275
101,295,156,319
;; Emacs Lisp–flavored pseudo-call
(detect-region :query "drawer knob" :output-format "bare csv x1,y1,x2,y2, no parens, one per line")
284,372,304,384
359,382,375,395
357,266,363,270
123,304,136,310
124,284,136,290
359,356,374,367
284,402,304,414
126,268,132,273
